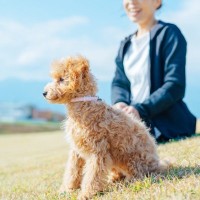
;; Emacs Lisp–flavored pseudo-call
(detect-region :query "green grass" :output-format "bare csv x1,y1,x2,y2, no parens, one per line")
0,131,200,200
0,121,61,133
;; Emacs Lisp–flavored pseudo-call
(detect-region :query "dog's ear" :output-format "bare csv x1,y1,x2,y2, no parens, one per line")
79,56,89,72
77,56,89,78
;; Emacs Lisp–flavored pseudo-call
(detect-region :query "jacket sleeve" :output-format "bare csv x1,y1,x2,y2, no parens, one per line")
133,25,187,119
111,42,131,105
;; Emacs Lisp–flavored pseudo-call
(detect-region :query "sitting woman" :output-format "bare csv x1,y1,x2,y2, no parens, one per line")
111,0,196,141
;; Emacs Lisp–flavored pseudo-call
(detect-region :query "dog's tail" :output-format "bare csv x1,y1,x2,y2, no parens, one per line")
157,158,174,173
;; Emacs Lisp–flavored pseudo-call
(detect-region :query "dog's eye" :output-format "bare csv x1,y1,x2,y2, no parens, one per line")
59,77,64,82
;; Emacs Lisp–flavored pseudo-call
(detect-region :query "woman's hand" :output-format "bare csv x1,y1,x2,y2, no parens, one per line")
122,105,140,119
112,102,127,110
112,102,140,119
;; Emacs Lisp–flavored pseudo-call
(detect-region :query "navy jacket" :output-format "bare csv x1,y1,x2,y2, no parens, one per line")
112,20,196,140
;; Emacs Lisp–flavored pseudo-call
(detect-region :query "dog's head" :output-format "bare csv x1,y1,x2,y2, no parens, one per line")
43,56,97,104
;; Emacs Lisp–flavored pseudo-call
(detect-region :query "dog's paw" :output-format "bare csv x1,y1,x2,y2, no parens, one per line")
108,170,126,183
58,185,74,196
77,194,88,200
77,192,92,200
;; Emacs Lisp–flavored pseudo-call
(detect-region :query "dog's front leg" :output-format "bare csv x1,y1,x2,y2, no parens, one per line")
78,154,110,200
59,149,85,194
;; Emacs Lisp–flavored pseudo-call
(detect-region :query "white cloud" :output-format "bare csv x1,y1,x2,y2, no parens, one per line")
0,16,90,79
0,16,122,82
1,1,199,83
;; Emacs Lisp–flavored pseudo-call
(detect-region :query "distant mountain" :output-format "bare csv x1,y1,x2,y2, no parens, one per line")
0,78,111,115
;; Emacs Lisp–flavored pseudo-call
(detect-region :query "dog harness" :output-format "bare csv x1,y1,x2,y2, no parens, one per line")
71,96,102,102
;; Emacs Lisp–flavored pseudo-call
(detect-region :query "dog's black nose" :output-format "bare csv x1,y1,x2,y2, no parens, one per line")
43,92,47,97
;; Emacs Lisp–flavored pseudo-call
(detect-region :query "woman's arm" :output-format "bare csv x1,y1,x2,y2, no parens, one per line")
111,43,131,105
133,25,187,120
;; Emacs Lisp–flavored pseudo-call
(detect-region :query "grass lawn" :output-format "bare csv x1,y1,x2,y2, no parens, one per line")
0,130,200,200
0,121,61,133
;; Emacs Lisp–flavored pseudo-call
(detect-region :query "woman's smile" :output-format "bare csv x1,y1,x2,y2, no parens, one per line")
128,8,141,17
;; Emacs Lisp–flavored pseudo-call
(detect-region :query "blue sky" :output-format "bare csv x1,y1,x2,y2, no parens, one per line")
0,0,200,116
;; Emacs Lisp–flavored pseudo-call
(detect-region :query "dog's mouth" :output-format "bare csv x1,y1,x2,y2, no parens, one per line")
44,96,55,100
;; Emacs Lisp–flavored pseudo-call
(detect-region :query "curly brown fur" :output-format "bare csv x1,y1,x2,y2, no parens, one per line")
43,56,170,200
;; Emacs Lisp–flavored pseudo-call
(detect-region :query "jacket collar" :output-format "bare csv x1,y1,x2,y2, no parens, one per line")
123,20,165,44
